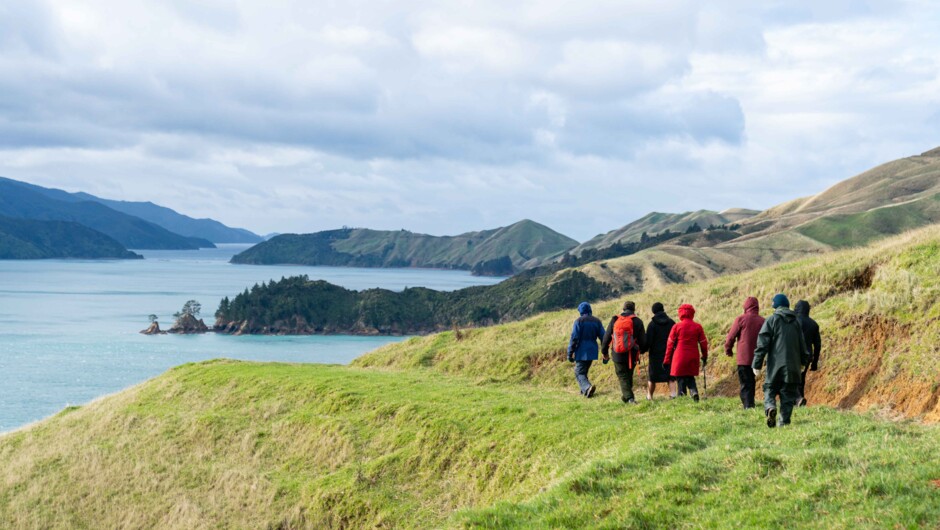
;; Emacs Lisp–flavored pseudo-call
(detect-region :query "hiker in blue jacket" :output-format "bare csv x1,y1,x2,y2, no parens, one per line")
567,302,607,398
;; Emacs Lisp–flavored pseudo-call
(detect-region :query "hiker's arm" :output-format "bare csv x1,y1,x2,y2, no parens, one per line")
752,319,772,371
799,326,810,368
724,317,741,356
600,317,614,356
641,322,653,354
567,321,580,356
664,326,678,365
811,325,822,369
633,317,647,354
699,326,709,362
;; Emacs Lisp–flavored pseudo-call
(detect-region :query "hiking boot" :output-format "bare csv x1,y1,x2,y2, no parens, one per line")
586,385,596,398
692,393,700,402
798,397,808,407
765,408,777,428
627,398,637,404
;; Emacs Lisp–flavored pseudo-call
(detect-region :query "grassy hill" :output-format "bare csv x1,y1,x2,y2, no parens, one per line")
0,177,214,250
573,209,758,255
561,147,940,294
358,225,940,422
1,361,938,529
230,219,578,275
0,216,142,260
3,227,940,528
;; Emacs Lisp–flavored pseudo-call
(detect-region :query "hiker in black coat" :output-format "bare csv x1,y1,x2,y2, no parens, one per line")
794,300,822,406
642,302,676,400
601,301,647,403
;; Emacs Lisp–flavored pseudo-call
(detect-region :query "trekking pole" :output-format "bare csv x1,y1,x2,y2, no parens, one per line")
702,359,708,400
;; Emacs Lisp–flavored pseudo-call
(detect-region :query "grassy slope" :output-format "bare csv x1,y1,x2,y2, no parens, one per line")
357,226,940,422
2,361,939,529
573,210,748,254
567,150,940,293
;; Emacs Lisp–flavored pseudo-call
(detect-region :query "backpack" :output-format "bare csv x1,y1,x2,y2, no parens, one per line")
613,315,638,357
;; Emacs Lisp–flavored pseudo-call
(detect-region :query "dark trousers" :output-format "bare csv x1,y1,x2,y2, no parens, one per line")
574,360,593,394
613,361,634,401
799,365,810,400
676,376,698,397
737,365,756,409
764,381,800,425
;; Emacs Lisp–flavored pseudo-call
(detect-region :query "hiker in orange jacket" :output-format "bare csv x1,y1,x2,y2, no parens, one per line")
601,301,647,403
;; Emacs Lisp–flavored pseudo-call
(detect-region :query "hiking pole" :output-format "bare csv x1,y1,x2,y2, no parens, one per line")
702,359,707,400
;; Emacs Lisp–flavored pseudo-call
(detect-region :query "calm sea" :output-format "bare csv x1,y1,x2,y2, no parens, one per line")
0,245,503,432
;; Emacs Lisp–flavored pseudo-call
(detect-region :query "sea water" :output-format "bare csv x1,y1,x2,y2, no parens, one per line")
0,245,504,432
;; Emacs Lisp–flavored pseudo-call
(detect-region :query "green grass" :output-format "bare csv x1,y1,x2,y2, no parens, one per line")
2,361,939,529
357,226,940,421
796,194,940,248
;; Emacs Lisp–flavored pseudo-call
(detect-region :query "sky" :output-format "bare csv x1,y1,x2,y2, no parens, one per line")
1,1,939,242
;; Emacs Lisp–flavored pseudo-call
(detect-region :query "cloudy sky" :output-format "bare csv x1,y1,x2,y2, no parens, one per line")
1,1,939,241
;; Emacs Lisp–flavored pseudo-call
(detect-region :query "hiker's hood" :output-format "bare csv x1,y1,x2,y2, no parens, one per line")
578,302,592,315
652,312,672,325
744,296,760,314
775,307,797,322
794,300,811,316
678,304,695,321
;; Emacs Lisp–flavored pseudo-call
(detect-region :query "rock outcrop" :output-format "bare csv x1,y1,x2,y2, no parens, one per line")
139,321,166,335
167,314,209,334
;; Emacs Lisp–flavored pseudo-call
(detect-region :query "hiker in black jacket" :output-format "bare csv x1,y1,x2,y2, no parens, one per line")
794,300,822,406
643,302,676,399
601,301,647,403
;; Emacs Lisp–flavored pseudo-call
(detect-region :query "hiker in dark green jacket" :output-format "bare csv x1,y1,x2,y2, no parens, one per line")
752,294,809,428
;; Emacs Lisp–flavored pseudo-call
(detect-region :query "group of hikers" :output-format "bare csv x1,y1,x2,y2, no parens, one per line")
567,294,822,428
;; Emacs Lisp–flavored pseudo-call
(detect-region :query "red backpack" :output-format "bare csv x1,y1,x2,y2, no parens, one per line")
613,315,638,366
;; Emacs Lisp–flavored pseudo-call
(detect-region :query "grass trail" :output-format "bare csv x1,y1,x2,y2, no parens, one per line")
2,360,939,529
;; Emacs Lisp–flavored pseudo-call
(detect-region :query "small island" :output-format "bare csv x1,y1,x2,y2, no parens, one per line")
140,300,209,335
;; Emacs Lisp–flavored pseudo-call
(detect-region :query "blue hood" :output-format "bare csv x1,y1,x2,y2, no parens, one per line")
577,302,592,315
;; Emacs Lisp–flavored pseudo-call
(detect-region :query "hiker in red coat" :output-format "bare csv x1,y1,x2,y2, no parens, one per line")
724,297,765,409
664,304,709,401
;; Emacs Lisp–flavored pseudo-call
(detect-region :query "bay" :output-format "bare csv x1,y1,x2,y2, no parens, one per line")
0,245,504,432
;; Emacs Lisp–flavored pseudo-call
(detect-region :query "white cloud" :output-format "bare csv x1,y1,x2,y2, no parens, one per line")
0,0,938,241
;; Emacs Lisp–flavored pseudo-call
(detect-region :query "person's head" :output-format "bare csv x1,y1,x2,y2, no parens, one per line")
678,303,695,320
623,300,636,313
744,296,759,313
651,302,665,314
577,302,592,315
772,293,790,309
794,300,811,315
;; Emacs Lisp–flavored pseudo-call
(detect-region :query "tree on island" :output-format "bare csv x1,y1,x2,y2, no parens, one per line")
174,300,201,320
148,314,158,323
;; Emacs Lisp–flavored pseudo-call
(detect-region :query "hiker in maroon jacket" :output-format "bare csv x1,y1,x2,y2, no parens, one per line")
724,297,766,409
664,304,709,402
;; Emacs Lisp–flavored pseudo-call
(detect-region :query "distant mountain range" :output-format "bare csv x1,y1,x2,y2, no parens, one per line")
231,219,579,275
0,215,142,260
0,176,264,259
0,177,262,244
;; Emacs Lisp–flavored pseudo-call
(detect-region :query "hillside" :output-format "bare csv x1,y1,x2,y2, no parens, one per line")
1,361,938,529
0,216,142,260
3,177,261,244
230,219,578,274
0,178,213,250
357,225,940,422
562,147,940,294
573,209,758,255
